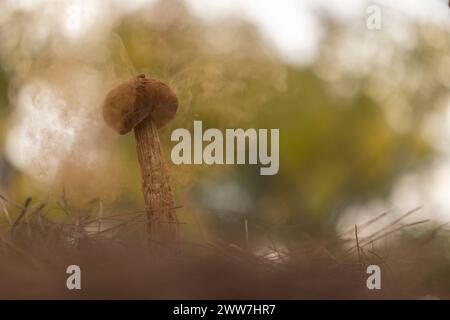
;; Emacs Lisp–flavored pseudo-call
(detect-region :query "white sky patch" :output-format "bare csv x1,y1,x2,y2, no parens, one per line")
338,158,450,235
6,80,76,181
201,179,252,217
337,200,390,239
186,0,322,65
377,0,450,28
186,0,449,66
62,0,108,40
424,163,450,216
111,0,156,14
241,0,322,65
4,62,108,186
5,0,42,12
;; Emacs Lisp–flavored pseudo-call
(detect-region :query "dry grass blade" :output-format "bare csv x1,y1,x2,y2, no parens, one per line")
97,200,103,233
95,213,143,235
361,207,422,243
341,212,389,236
355,224,362,267
0,194,25,210
0,198,12,226
29,203,47,218
28,203,48,234
245,219,249,249
343,207,422,254
10,198,32,236
359,219,431,248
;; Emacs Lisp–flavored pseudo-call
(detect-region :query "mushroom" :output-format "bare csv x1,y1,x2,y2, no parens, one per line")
102,74,179,245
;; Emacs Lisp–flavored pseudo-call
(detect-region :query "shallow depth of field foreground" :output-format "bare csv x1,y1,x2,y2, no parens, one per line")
1,196,450,299
0,0,449,299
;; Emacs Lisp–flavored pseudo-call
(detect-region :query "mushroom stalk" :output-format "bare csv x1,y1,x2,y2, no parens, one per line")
134,116,179,244
102,74,180,248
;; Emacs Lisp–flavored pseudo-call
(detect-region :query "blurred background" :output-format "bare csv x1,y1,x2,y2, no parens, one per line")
0,0,449,247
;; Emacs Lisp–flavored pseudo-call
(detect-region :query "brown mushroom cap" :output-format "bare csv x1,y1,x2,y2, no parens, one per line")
103,75,178,134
